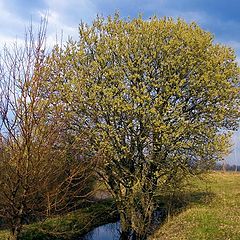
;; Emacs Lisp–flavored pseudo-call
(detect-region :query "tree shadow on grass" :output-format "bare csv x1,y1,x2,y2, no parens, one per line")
152,190,215,232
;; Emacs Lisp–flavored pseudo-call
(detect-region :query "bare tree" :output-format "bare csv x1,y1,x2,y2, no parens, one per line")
0,20,95,240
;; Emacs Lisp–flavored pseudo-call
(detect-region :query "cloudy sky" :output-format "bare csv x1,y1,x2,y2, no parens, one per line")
0,0,239,164
2,0,240,55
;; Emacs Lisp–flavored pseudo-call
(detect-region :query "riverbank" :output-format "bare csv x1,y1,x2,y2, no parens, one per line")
1,172,240,239
0,199,118,240
150,172,240,239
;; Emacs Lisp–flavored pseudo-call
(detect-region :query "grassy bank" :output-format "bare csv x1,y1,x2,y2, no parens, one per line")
2,172,240,240
0,200,118,240
151,172,240,240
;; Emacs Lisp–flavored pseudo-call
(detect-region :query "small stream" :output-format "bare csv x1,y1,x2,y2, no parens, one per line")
78,210,165,240
79,221,121,240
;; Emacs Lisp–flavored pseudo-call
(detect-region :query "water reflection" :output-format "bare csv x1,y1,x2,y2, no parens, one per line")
79,209,164,240
80,221,120,240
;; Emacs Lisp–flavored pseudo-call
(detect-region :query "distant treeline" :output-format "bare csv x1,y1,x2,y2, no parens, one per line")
214,163,240,171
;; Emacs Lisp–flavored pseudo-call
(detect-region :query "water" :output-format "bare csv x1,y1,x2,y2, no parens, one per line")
79,209,164,240
80,221,120,240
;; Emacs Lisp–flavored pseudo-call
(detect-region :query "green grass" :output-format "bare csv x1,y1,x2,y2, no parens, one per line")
3,172,240,240
151,172,240,240
0,230,10,240
22,200,118,240
0,200,118,240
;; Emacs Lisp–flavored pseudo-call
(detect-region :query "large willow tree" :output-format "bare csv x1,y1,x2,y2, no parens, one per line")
49,15,240,239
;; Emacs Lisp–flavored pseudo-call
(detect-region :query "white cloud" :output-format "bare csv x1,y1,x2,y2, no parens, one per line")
0,0,98,48
0,1,27,47
35,0,98,46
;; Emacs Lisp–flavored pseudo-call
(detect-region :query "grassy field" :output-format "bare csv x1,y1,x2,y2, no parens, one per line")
151,172,240,240
1,172,240,240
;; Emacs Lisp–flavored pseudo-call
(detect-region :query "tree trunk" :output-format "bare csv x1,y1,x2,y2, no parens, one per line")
119,210,132,240
132,231,147,240
222,159,227,172
120,230,132,240
9,206,23,240
9,228,20,240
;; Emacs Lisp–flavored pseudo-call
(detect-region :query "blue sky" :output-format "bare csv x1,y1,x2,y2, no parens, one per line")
2,0,240,58
0,0,239,164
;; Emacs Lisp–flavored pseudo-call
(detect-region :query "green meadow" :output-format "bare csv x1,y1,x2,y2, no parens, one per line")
151,172,240,240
